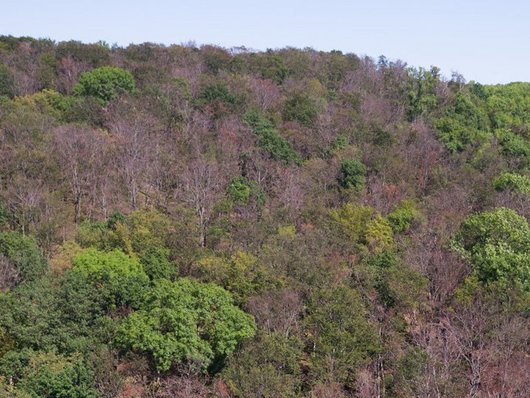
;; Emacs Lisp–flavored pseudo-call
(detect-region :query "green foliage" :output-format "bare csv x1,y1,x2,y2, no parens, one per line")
387,199,420,233
452,208,530,292
139,247,176,281
0,278,60,350
493,172,530,195
227,176,265,205
197,82,242,118
116,278,256,372
328,134,350,154
124,209,172,255
16,89,73,121
496,129,530,161
73,66,136,104
390,348,429,396
0,231,47,284
330,204,374,245
243,111,302,164
195,251,280,304
228,176,252,203
0,272,115,355
106,211,127,230
4,37,530,396
406,66,440,120
338,159,366,190
0,64,15,98
56,40,110,67
484,82,530,131
361,251,428,310
254,52,288,84
433,91,490,152
304,286,378,386
76,209,173,257
222,333,304,398
283,92,321,127
198,83,237,106
72,248,149,308
0,350,98,398
365,214,395,253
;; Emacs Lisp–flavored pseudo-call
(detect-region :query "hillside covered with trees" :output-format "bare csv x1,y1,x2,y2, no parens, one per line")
0,36,529,397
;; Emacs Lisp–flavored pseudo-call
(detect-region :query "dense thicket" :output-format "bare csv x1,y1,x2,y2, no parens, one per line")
0,36,529,397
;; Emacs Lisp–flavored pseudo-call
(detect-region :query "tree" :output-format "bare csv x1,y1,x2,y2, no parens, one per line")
221,332,304,398
493,172,530,195
0,64,15,98
303,285,378,387
338,159,366,190
72,248,149,309
452,207,530,292
116,278,256,372
387,199,420,233
243,111,302,165
107,109,157,209
0,231,47,288
180,158,225,247
72,66,136,104
283,92,321,127
0,349,98,398
52,125,109,222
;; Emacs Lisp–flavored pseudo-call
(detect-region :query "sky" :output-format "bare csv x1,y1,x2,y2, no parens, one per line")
2,0,529,84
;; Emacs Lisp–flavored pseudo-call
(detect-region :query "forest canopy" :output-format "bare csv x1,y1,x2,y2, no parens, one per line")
0,35,529,397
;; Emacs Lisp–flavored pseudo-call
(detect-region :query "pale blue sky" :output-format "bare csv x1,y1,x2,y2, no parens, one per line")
2,0,529,84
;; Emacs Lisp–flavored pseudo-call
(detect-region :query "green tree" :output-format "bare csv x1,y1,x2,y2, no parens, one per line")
73,66,136,104
116,278,256,372
492,172,530,195
0,349,98,398
283,92,320,127
0,64,15,98
337,159,366,190
406,66,441,120
222,333,303,398
243,111,302,165
195,251,280,304
72,248,149,309
139,247,176,281
387,199,420,233
0,231,47,287
227,176,264,205
303,285,378,386
452,208,530,292
433,91,490,152
330,204,373,244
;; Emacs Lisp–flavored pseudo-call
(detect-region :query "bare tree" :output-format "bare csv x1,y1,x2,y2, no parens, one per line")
179,158,224,247
108,110,158,210
57,56,90,94
53,125,108,222
246,289,301,336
